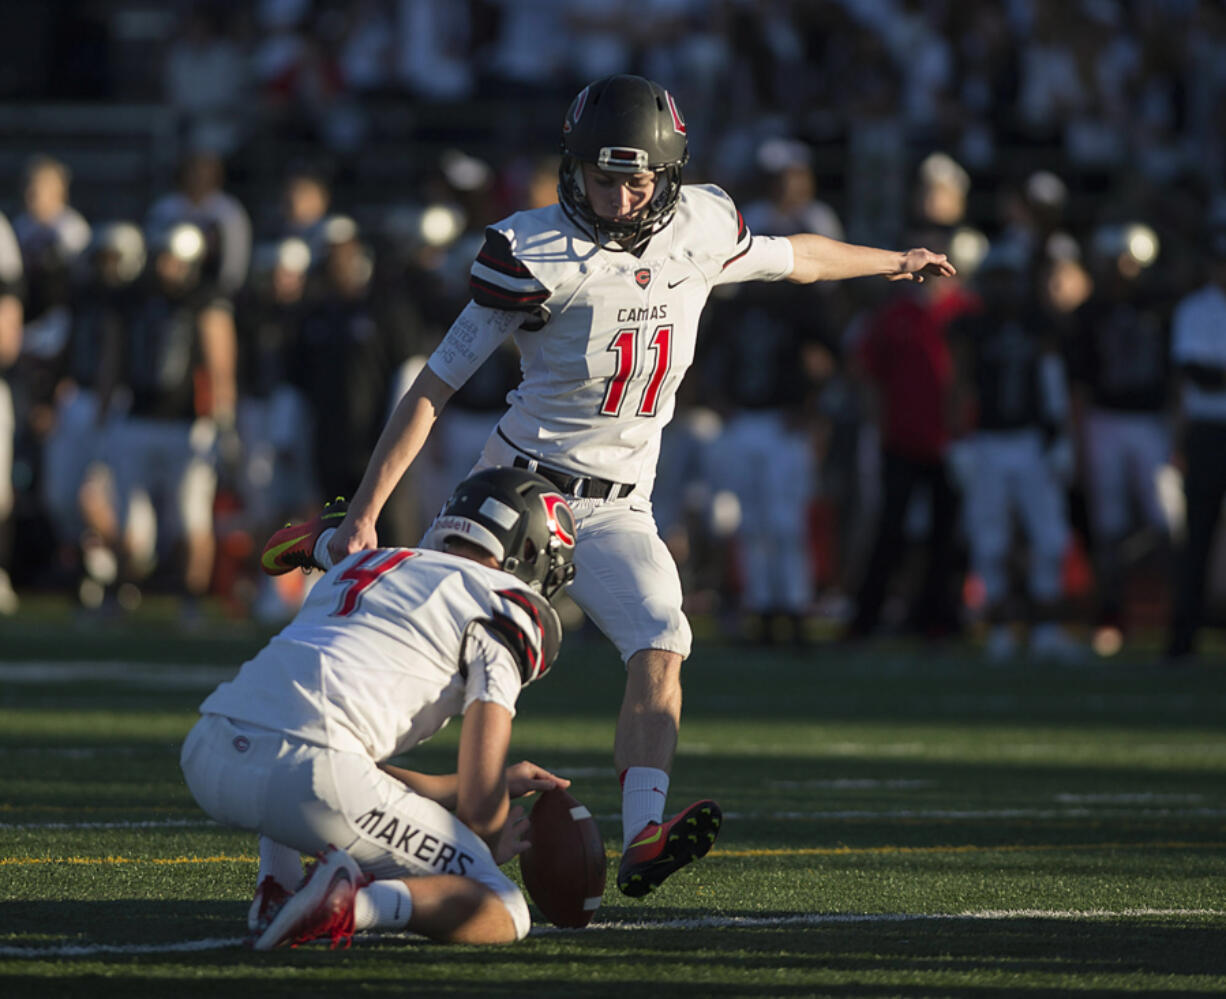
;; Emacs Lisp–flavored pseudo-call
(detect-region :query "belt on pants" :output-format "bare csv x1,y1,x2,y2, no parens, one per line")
500,429,634,500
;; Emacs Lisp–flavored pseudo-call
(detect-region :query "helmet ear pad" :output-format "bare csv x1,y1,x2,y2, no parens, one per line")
502,534,538,583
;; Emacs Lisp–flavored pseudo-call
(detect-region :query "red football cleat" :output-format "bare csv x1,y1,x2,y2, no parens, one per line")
246,875,293,939
617,799,722,898
260,498,348,576
252,845,362,951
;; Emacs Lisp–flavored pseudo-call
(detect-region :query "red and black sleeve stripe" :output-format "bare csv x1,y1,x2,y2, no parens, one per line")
470,229,550,311
721,210,753,270
490,588,546,683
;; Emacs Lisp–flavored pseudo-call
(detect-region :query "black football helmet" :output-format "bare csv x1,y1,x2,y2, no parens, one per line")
422,467,577,601
558,74,690,251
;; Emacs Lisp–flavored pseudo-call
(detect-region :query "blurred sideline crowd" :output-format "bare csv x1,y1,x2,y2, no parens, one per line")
2,0,1226,666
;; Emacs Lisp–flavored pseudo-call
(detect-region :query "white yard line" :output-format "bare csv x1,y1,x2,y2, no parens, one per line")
543,908,1226,933
767,779,936,789
716,807,1226,820
0,818,216,831
0,661,234,689
0,937,247,957
2,909,1222,958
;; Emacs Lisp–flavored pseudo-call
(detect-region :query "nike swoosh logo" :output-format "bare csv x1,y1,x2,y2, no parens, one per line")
262,532,311,570
630,824,664,848
667,277,689,289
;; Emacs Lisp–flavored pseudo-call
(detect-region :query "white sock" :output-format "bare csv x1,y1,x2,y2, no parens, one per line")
621,767,670,849
313,528,336,570
257,836,302,890
353,879,413,931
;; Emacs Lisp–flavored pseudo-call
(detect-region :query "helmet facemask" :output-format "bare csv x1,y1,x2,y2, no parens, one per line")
558,157,685,253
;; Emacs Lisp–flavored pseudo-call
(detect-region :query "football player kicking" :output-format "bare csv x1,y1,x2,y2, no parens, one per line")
182,469,577,948
292,75,954,900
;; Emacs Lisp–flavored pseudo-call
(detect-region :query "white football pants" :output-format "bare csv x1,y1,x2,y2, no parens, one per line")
962,428,1070,606
180,713,530,939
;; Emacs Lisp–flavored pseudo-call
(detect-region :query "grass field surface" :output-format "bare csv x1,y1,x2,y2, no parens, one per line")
1,605,1224,997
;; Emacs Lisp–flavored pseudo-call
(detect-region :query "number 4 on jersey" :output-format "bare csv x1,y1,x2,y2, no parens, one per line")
332,549,417,616
601,324,673,417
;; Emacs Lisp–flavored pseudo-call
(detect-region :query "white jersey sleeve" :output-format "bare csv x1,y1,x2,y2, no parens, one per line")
459,624,523,718
670,184,788,285
718,234,794,285
427,301,523,390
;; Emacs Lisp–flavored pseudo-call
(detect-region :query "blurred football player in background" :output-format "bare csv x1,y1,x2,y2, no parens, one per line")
1165,221,1226,665
278,164,334,263
948,243,1081,663
110,222,236,618
9,156,92,600
43,222,145,609
315,75,953,899
183,468,576,948
230,235,318,622
704,277,830,647
0,210,22,615
741,137,844,241
707,136,844,645
146,150,252,300
234,237,315,533
841,267,963,645
837,158,980,645
293,216,420,512
1068,223,1173,654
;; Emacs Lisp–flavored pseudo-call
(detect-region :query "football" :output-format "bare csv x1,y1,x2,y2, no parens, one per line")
518,787,606,927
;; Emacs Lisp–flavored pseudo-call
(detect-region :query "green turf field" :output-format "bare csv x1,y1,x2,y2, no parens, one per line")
1,606,1224,997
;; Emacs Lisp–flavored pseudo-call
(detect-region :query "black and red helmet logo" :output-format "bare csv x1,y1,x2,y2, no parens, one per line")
635,268,651,288
563,85,589,133
665,91,686,135
541,493,576,548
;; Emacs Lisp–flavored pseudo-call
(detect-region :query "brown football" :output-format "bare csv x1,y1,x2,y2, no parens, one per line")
518,787,606,928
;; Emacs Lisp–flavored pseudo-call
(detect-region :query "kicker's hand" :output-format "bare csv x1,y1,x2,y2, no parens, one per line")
506,760,571,799
888,248,957,283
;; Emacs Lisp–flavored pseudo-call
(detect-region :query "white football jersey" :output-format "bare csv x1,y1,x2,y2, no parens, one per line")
429,184,793,494
198,549,551,761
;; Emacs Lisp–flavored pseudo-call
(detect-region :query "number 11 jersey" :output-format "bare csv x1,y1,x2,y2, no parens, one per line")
429,184,794,496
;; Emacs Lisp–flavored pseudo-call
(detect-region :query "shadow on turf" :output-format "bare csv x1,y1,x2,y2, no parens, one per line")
585,905,1226,976
5,900,1224,990
660,751,1226,854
